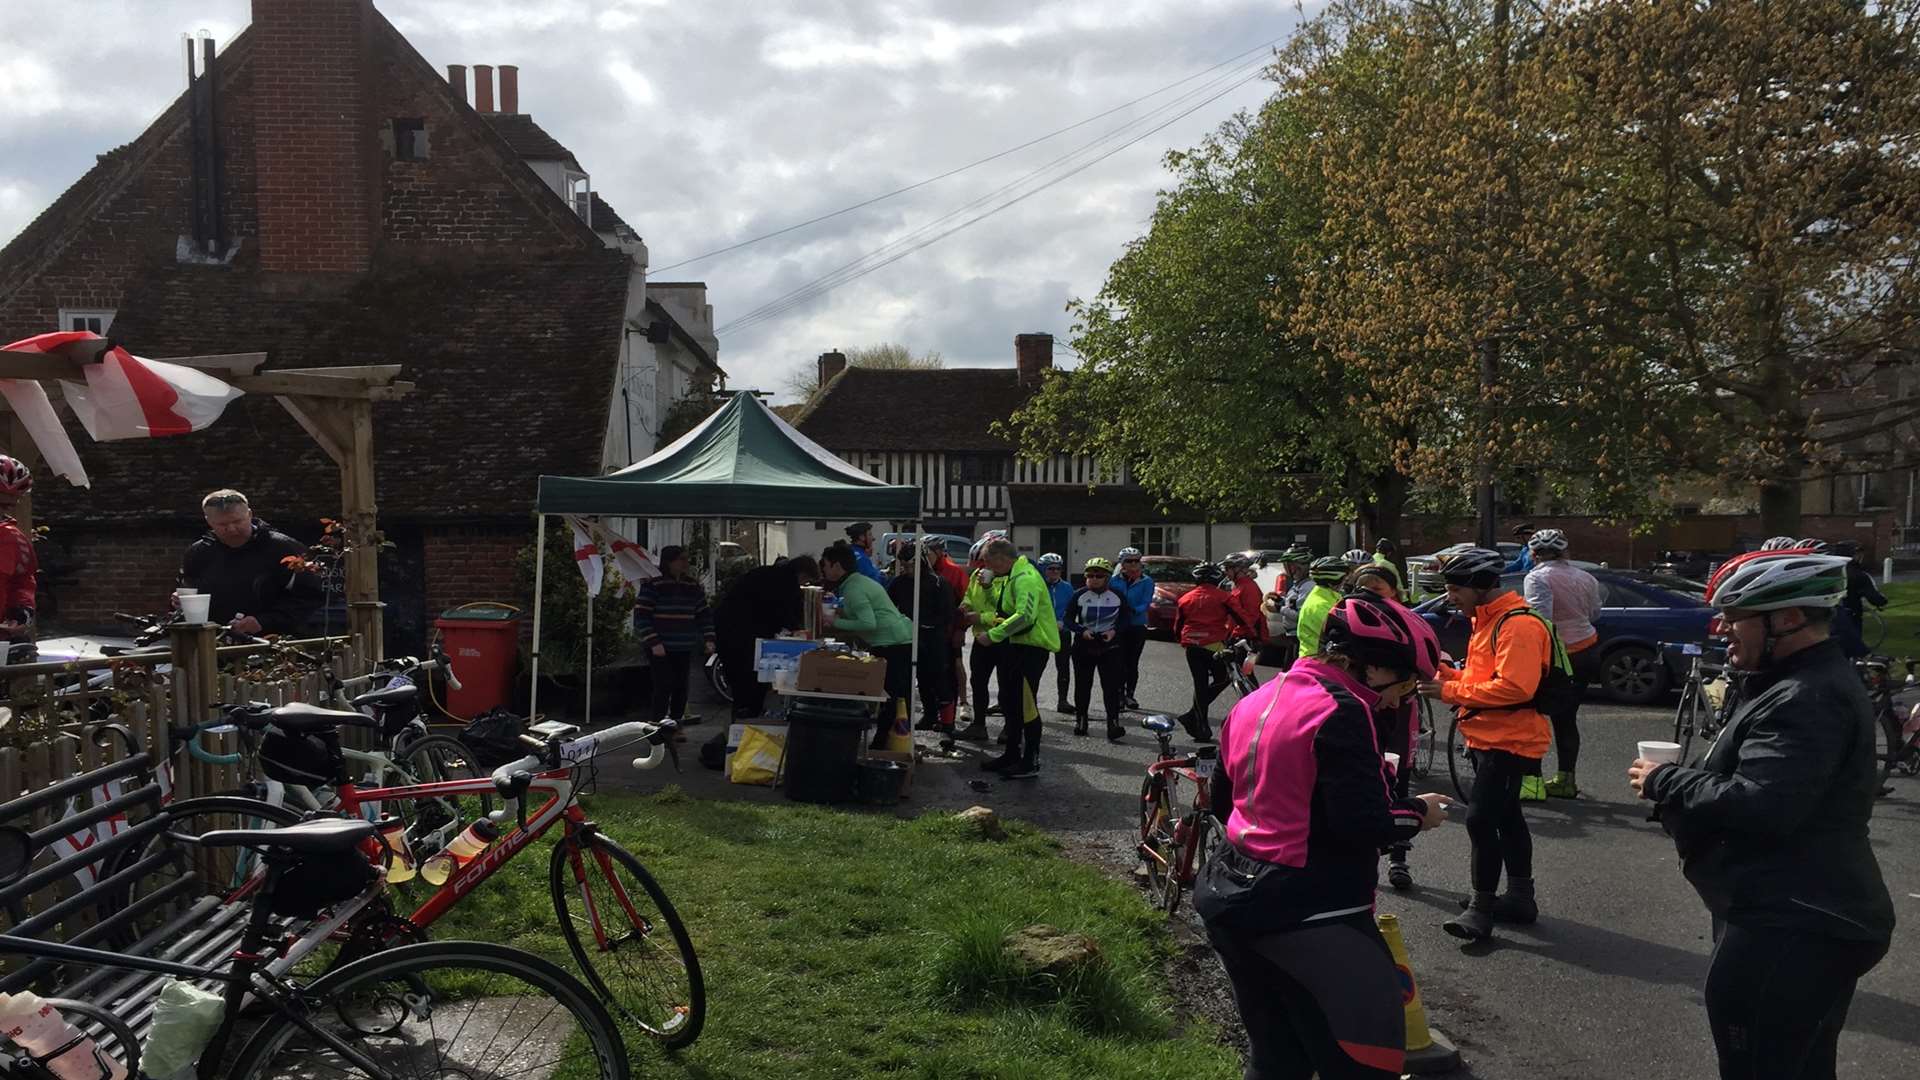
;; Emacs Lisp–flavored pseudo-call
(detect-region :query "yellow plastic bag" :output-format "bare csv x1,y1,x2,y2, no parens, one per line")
730,725,786,786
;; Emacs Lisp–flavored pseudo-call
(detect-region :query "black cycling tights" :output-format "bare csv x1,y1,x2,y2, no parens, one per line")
1465,748,1535,893
1210,912,1405,1079
1705,921,1887,1080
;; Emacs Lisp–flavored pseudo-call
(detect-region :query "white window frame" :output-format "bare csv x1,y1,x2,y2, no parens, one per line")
58,308,115,335
1130,525,1182,556
566,171,591,224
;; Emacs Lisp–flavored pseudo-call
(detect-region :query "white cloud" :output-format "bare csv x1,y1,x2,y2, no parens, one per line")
604,57,656,106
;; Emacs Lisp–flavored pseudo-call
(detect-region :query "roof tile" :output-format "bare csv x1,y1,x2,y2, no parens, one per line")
796,367,1034,452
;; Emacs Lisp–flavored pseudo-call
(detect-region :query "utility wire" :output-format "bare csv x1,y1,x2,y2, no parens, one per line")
716,60,1271,337
650,35,1287,275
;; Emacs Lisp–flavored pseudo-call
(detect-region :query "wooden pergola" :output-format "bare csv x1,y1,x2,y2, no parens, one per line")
0,338,413,657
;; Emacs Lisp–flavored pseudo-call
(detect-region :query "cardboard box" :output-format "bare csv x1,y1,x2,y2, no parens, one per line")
861,749,915,799
794,649,889,698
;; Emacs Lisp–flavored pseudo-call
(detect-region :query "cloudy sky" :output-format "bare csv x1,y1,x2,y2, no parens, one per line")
0,0,1292,400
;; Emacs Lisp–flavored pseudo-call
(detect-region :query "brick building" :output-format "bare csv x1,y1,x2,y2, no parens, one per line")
0,0,720,648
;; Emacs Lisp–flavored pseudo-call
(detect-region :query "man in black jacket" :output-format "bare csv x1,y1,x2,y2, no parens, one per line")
181,490,322,636
887,539,957,734
713,555,819,719
1631,550,1893,1080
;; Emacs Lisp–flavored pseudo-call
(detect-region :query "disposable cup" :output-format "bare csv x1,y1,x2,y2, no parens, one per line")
1383,752,1401,775
1637,740,1683,766
173,587,198,597
179,593,213,624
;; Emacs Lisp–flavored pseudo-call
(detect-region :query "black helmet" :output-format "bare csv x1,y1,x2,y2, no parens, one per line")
1191,562,1226,586
1309,556,1349,585
1437,547,1505,588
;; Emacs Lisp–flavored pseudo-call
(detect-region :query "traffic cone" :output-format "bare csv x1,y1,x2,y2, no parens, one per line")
885,698,914,753
1377,913,1461,1074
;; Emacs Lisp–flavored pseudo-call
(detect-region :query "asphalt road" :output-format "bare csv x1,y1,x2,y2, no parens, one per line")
598,638,1920,1078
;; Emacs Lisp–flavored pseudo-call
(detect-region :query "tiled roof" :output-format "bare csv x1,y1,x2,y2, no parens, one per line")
1007,485,1327,525
795,367,1035,452
36,251,631,526
481,113,580,168
589,192,630,235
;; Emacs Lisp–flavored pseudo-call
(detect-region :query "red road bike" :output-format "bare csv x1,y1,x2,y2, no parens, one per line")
1136,714,1221,915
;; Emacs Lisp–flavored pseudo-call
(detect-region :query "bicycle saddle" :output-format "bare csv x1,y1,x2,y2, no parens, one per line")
257,702,380,732
1141,715,1179,734
352,683,419,709
197,816,375,855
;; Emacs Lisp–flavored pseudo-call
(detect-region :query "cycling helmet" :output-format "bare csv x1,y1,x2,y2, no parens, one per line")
1222,553,1254,573
1758,536,1800,552
1342,548,1370,566
1705,551,1848,612
1191,562,1226,586
1309,556,1349,585
1083,557,1114,574
1321,594,1440,679
1527,528,1569,554
1350,561,1402,594
1437,546,1505,588
1117,546,1142,561
1280,543,1315,564
0,456,30,496
967,538,990,565
1037,552,1064,569
1794,537,1831,554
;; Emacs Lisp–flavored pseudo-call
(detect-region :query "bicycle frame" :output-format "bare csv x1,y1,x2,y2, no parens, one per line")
1141,737,1215,887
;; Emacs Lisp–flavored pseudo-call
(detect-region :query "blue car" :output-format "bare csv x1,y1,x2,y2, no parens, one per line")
1414,570,1712,705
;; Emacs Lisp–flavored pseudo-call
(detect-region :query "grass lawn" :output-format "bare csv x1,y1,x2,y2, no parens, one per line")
430,788,1242,1079
1876,581,1920,658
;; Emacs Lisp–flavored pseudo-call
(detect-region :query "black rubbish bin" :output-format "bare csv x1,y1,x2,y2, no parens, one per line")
783,698,872,804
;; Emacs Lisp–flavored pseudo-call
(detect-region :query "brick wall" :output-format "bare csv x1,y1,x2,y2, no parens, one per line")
423,525,530,620
252,0,374,273
39,526,191,629
1399,512,1897,567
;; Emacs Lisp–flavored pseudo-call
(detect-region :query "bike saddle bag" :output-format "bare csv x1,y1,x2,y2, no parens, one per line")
270,846,375,917
261,727,344,786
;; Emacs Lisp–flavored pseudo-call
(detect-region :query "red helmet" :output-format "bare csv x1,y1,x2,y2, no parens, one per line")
0,456,31,496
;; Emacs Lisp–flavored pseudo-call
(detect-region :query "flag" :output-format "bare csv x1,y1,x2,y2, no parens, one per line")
0,332,90,487
564,516,658,590
572,519,604,598
58,340,242,440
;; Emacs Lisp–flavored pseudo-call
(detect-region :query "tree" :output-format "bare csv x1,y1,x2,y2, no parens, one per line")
786,343,944,402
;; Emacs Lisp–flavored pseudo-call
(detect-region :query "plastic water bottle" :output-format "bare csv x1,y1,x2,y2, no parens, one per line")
420,818,499,886
0,991,128,1080
378,820,417,884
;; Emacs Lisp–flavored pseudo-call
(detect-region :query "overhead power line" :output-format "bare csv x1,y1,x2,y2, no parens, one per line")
650,34,1288,275
715,59,1271,338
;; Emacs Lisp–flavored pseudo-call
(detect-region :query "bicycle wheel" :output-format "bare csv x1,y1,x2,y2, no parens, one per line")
1137,773,1177,906
1163,811,1219,917
387,733,494,862
550,831,706,1050
1412,699,1438,779
227,940,631,1080
705,657,733,703
1447,717,1477,804
116,794,303,903
1672,677,1700,763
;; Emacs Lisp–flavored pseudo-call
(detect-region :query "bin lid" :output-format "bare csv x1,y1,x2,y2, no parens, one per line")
437,606,520,622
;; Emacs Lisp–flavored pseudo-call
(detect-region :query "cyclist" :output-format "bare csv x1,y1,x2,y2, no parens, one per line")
1523,528,1601,798
635,545,717,730
1038,553,1074,713
1833,540,1888,637
1065,557,1133,739
1196,594,1448,1080
958,533,1009,742
1417,546,1551,942
1266,544,1316,669
1295,556,1350,659
926,538,974,729
886,542,957,734
1630,550,1892,1080
975,538,1058,779
820,542,914,748
1175,562,1240,742
1223,553,1266,648
1115,547,1155,710
0,456,36,653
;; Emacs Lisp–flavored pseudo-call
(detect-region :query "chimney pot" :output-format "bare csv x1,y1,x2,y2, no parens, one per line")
447,63,467,104
817,351,848,389
473,63,495,113
1015,333,1053,387
499,64,519,114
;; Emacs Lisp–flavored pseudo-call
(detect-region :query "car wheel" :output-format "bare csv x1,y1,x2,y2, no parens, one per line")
1602,644,1666,705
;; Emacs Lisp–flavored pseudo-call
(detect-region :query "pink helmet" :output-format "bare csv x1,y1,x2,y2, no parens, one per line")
1323,593,1441,679
0,456,30,497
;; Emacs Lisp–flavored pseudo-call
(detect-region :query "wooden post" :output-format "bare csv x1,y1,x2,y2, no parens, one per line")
345,400,384,661
168,623,218,799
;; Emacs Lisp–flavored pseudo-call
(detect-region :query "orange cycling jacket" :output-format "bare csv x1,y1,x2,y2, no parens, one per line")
1436,590,1552,759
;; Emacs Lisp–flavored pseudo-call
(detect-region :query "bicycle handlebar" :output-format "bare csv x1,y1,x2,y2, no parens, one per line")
487,720,676,789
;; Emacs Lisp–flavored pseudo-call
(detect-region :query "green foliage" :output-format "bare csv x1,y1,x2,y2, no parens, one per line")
431,792,1238,1078
512,522,634,675
787,342,945,403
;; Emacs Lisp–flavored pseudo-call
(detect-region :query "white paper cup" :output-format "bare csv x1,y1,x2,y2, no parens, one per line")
1637,740,1683,765
1383,752,1401,774
174,587,198,596
179,593,213,624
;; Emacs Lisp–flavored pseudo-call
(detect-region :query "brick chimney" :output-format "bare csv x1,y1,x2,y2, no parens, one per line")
818,350,847,387
252,0,373,273
1015,333,1053,387
446,63,467,104
499,64,519,114
473,64,495,112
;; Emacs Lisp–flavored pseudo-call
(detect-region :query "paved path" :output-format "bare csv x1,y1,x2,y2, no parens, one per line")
595,638,1920,1078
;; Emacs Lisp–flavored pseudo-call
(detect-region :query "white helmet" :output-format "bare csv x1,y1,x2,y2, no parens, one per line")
1758,536,1800,552
1036,552,1064,569
1706,551,1849,612
1117,547,1142,561
1342,548,1369,566
1527,528,1569,554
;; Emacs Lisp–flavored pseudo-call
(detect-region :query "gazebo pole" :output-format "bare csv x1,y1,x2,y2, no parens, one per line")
531,513,548,721
584,564,594,725
908,524,922,735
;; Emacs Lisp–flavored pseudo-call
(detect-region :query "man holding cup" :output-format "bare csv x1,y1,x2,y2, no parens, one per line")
181,490,322,635
1629,550,1892,1080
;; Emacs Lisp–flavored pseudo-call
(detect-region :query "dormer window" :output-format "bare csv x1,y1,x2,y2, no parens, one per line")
567,172,591,224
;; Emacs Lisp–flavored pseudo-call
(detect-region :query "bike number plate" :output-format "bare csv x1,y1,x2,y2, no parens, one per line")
1681,644,1702,655
1192,756,1215,780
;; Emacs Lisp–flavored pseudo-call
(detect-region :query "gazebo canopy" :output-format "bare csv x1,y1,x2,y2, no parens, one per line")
536,391,921,520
